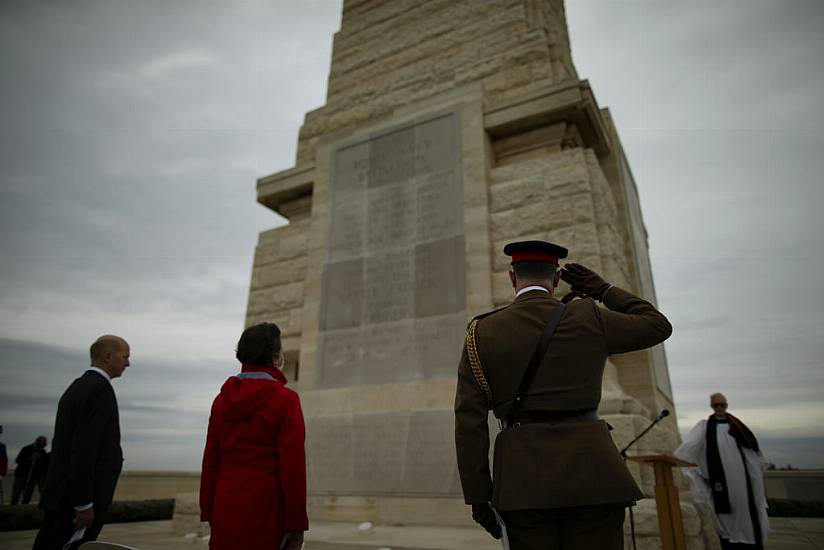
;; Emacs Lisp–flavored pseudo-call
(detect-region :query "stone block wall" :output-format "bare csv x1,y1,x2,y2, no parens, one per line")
487,146,633,306
245,218,311,374
296,0,576,164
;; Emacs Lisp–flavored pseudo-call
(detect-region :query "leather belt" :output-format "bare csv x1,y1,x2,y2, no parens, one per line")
502,408,599,429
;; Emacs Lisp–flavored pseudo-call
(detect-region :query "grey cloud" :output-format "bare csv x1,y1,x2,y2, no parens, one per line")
0,0,343,358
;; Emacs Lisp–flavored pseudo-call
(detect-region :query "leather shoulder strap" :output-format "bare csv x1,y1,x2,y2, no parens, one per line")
494,302,567,419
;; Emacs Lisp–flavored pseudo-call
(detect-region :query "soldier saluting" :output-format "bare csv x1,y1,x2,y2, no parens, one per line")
455,240,672,550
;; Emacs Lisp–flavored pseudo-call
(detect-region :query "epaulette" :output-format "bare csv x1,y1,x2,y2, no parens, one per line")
464,305,508,409
466,305,509,328
561,291,588,304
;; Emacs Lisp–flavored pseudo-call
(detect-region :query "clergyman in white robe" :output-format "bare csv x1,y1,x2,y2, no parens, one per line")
675,417,769,548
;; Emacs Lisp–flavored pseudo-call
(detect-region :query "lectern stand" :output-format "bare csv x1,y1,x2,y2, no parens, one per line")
627,454,696,550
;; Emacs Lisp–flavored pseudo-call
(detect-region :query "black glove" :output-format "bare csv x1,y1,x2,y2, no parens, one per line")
471,503,503,540
560,263,611,300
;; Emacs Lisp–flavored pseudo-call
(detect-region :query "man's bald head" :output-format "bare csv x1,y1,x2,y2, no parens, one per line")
90,335,127,361
90,335,131,379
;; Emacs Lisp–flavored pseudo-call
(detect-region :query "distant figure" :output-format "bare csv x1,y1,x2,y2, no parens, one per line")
0,425,7,504
36,450,50,496
455,241,672,550
200,322,308,550
11,435,48,505
33,335,130,550
676,393,769,549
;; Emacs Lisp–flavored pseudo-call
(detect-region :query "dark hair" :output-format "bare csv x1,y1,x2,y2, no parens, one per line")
512,261,557,281
236,322,282,365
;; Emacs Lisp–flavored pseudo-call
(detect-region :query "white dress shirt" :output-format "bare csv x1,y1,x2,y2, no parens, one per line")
515,285,550,298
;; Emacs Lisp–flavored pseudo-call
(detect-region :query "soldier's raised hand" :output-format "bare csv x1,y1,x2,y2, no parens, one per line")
560,263,611,300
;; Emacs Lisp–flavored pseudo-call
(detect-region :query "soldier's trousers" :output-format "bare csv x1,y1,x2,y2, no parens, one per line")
501,503,625,550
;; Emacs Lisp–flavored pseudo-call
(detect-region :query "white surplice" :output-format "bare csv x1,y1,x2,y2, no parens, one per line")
675,419,769,544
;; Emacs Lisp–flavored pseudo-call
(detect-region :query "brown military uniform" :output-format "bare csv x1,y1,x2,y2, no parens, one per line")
455,286,672,549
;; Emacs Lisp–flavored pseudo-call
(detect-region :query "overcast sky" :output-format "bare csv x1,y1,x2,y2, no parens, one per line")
1,0,822,470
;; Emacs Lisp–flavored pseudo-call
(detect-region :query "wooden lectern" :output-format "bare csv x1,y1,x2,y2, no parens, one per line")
627,455,696,550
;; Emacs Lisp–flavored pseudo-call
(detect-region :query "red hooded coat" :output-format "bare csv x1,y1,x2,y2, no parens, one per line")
200,365,308,549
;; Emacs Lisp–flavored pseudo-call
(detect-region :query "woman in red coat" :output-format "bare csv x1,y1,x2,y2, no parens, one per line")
200,322,308,550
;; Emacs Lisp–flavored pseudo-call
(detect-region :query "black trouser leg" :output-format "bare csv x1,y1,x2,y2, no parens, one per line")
502,509,561,550
11,476,26,505
21,480,36,504
502,504,625,550
32,507,108,550
560,504,625,550
32,508,75,550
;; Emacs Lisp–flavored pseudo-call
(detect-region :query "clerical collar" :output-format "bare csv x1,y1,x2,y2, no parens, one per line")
714,416,729,423
87,367,113,387
515,285,550,298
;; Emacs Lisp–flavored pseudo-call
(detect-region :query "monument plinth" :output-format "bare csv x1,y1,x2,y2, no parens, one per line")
246,1,712,548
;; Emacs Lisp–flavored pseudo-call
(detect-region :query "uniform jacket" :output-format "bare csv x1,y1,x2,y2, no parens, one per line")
455,286,672,511
40,371,123,512
200,364,308,550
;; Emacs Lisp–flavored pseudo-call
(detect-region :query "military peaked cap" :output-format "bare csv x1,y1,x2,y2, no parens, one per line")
503,240,568,266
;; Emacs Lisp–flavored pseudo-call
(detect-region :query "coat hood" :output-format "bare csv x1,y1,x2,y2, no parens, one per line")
219,376,279,422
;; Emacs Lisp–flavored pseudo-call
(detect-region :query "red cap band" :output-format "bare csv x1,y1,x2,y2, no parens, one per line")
511,252,559,265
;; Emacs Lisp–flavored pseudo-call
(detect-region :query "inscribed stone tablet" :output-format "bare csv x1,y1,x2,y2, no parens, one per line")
368,126,415,188
414,236,465,317
306,415,354,494
319,112,464,388
352,413,408,493
402,410,460,495
320,259,364,331
305,408,462,496
334,141,369,194
416,314,465,380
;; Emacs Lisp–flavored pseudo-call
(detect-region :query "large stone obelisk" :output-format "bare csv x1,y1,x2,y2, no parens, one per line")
246,1,713,547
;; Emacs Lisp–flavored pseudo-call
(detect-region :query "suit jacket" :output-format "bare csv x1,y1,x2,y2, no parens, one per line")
40,371,123,512
455,286,672,511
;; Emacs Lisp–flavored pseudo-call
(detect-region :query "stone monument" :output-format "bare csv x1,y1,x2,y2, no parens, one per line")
246,1,715,547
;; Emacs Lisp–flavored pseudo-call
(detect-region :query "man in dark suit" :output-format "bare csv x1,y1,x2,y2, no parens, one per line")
455,241,672,550
33,335,129,550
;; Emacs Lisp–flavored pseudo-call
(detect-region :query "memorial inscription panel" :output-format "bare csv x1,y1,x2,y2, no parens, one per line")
305,410,461,496
319,113,465,387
